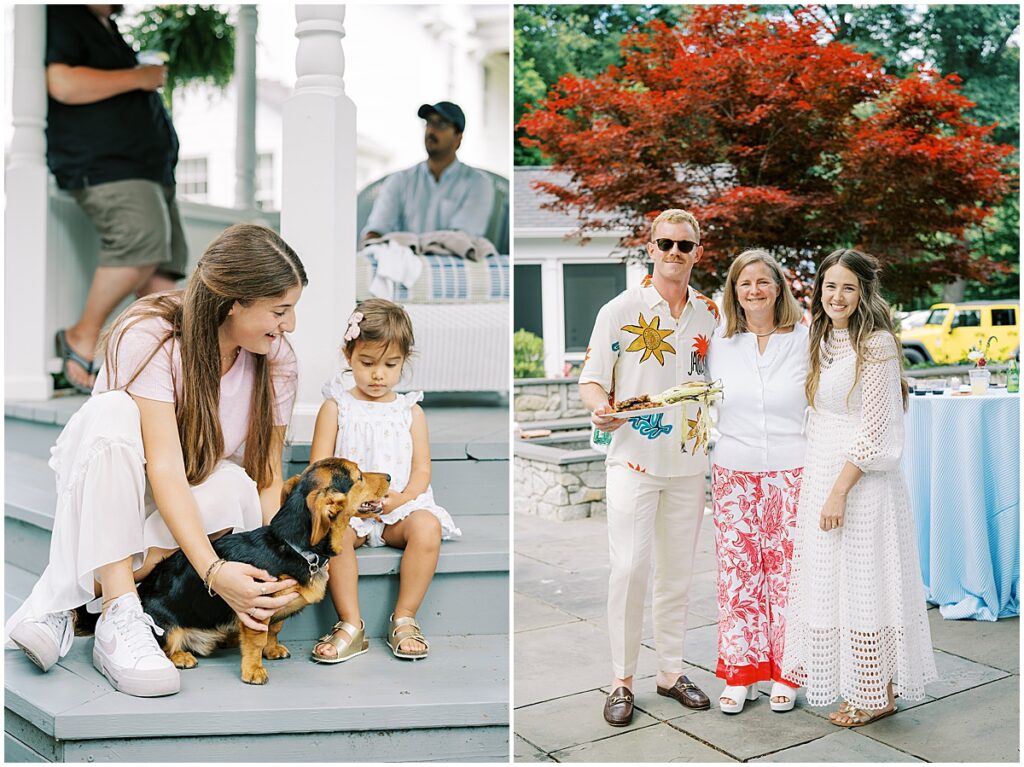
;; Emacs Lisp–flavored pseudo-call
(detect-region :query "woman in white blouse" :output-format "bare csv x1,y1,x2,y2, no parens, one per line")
707,249,807,714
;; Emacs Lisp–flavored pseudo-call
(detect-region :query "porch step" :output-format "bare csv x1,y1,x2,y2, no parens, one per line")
5,506,508,640
5,633,508,762
4,414,509,516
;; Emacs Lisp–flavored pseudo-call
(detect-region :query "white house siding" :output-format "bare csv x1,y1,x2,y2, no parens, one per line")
171,4,509,210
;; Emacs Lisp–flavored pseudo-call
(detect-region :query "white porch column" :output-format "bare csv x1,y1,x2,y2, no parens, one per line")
541,259,563,378
281,5,356,442
5,6,52,400
233,4,258,212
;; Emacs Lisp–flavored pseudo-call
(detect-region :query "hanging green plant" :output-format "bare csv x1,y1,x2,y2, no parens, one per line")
122,5,235,112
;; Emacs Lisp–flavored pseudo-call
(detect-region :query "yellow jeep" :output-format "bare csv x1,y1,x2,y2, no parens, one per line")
900,301,1019,364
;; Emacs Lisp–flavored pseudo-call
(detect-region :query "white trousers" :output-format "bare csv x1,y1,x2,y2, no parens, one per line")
4,391,262,644
606,465,706,678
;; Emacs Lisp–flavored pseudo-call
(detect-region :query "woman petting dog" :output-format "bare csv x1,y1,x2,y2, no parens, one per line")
5,224,307,698
706,250,807,715
309,298,461,664
781,249,937,726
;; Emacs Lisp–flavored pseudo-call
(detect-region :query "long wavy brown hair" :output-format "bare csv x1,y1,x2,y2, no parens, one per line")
805,249,908,411
99,224,308,488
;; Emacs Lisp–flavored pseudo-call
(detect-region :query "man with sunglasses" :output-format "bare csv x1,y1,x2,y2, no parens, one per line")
361,101,495,244
579,209,720,726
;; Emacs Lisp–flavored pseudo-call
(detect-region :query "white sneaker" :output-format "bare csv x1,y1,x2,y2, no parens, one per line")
92,593,179,697
10,610,74,672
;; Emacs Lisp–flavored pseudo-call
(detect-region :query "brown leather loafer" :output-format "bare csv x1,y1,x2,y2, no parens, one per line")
603,686,634,726
657,675,710,710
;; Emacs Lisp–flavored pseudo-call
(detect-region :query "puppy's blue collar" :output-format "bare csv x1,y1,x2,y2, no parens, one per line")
287,541,328,578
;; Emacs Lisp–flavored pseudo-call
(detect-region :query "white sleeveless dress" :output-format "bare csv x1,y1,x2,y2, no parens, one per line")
322,379,461,548
781,329,937,709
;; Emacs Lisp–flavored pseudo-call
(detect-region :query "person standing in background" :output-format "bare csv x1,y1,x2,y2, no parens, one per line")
46,4,187,394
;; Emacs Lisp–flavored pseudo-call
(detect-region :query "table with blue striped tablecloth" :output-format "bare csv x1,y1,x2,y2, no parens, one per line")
902,389,1020,620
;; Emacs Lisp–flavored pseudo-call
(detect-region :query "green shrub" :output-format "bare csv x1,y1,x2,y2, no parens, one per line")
514,329,546,379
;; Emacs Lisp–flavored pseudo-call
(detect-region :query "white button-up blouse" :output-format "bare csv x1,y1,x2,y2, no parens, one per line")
707,323,809,473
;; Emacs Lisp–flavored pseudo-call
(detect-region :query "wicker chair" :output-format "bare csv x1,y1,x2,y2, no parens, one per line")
353,168,509,393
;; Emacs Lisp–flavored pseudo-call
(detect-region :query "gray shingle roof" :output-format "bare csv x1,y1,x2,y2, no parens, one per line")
514,166,583,230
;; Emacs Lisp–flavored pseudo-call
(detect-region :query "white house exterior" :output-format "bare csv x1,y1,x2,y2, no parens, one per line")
5,5,509,442
171,4,510,210
514,166,643,378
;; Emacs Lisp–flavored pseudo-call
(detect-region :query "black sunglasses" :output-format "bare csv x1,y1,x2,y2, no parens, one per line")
654,238,699,254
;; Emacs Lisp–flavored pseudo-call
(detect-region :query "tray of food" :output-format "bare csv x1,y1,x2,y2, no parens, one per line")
609,395,683,418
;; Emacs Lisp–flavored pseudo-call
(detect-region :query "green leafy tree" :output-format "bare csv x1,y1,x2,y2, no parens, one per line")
515,5,683,165
122,5,235,112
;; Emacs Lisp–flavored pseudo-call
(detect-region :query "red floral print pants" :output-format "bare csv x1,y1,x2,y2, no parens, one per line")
712,465,803,686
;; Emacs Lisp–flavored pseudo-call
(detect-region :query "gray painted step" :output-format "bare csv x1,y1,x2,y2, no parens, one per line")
5,510,508,639
5,418,509,517
5,633,508,762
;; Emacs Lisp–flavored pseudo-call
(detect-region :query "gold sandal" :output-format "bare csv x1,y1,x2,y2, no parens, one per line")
829,700,896,728
311,620,368,664
387,614,429,660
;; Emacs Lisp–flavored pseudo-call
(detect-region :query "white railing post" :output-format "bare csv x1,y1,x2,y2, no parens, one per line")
5,5,52,401
281,5,356,442
234,4,258,212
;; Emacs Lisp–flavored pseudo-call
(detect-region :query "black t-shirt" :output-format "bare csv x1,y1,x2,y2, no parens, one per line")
45,5,179,190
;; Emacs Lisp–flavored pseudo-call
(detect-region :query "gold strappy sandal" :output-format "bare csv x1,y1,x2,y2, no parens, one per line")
387,614,429,660
311,620,368,665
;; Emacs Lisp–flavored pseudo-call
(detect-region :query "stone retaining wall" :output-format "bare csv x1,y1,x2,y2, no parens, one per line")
514,452,607,521
514,378,588,423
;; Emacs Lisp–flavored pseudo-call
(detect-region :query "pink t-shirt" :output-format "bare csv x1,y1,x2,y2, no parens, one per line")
93,313,298,460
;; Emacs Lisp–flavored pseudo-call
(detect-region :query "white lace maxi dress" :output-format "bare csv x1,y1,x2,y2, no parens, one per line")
781,330,937,709
324,381,461,547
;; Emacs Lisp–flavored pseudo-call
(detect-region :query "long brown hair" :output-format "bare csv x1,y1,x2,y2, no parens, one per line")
100,224,308,488
805,248,908,411
721,249,804,338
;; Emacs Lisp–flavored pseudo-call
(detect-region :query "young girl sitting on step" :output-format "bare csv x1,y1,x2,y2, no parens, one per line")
309,298,461,663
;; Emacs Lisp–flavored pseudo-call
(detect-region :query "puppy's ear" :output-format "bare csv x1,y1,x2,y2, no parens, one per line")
309,489,347,546
280,474,302,507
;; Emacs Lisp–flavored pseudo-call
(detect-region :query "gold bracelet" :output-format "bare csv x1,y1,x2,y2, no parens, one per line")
203,558,227,596
207,560,228,596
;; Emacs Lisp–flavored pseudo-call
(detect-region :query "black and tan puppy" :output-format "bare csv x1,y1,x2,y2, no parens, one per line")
136,457,389,685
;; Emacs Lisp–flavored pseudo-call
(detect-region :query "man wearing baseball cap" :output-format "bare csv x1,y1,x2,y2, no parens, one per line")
361,101,495,243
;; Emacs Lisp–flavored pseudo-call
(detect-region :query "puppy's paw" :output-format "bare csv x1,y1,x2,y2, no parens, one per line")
263,643,290,660
169,650,198,669
241,664,269,685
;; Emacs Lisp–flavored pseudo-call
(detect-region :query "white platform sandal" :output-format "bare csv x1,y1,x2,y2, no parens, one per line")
770,682,796,712
719,684,758,714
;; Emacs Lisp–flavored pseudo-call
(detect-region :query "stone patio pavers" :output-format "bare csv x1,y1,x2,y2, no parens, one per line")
551,722,736,762
925,607,1020,674
861,676,1020,762
516,690,660,754
749,730,925,762
514,511,1021,762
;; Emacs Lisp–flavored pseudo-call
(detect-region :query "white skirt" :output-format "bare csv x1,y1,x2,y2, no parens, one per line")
4,391,262,645
350,487,461,548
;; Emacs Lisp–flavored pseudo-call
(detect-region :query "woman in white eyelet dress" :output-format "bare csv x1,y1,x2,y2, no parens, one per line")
781,249,937,725
324,378,461,546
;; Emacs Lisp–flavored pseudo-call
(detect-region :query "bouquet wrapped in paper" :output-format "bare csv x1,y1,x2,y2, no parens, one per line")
651,380,724,455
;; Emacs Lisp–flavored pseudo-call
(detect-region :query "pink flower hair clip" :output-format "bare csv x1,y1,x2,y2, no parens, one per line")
344,311,364,342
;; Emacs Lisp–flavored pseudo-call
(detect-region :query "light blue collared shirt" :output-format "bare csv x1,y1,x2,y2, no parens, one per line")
362,159,495,240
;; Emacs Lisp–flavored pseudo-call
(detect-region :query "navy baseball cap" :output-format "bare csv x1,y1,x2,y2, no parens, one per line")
417,101,466,133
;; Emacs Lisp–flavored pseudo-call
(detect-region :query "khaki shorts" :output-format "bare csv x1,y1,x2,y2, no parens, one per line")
72,179,188,279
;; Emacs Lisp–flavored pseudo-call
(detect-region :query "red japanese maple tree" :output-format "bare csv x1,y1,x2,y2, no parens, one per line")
518,6,1016,302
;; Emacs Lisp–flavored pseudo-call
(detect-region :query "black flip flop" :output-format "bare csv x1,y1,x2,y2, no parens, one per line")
55,329,95,395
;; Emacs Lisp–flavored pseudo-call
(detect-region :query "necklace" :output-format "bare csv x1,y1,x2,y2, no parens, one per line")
750,326,778,337
220,348,240,362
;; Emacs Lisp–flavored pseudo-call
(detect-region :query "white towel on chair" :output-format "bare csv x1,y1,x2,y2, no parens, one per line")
364,241,424,300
